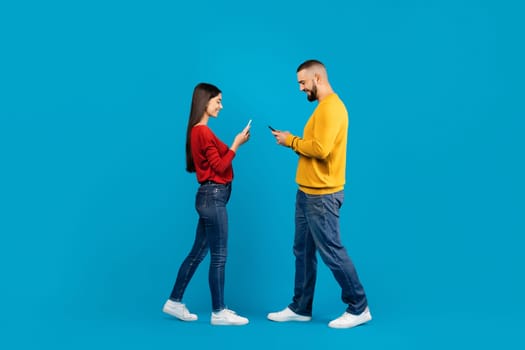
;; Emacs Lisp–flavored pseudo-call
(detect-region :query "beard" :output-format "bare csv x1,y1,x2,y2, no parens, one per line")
306,83,318,102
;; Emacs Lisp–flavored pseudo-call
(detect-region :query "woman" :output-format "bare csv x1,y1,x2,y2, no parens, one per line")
163,83,250,326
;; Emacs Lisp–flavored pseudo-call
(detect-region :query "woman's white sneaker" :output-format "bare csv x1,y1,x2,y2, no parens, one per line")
328,307,372,329
162,300,198,321
267,307,312,322
211,309,249,326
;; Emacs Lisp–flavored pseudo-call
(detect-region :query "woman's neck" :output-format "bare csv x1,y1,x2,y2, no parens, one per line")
195,115,209,126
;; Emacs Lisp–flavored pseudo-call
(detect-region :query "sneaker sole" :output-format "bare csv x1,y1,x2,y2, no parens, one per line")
328,315,372,329
211,320,249,326
267,315,312,322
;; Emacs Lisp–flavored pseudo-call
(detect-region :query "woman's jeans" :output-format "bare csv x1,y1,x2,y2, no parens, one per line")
169,182,231,312
289,190,368,316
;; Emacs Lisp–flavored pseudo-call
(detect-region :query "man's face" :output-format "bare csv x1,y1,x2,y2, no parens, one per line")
297,70,318,102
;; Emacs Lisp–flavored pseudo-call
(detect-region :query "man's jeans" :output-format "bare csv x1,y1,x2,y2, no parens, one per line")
169,182,231,312
289,189,368,316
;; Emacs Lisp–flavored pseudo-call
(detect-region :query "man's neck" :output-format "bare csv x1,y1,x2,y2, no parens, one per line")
317,87,334,102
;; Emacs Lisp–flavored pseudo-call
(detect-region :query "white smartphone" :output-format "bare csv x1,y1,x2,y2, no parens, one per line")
243,119,252,134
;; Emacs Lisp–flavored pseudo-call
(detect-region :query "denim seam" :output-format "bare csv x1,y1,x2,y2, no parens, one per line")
174,237,208,300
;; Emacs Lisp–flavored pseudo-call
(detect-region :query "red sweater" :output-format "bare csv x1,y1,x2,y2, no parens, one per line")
191,125,235,184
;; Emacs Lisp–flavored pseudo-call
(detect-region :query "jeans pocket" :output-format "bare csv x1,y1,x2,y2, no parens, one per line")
333,191,344,209
212,186,230,206
305,194,326,217
196,188,210,209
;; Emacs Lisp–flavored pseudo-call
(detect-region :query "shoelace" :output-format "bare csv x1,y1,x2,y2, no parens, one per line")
342,313,354,320
179,303,192,316
342,310,367,320
222,308,237,315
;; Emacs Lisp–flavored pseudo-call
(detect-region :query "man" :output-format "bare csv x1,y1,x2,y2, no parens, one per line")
268,60,371,329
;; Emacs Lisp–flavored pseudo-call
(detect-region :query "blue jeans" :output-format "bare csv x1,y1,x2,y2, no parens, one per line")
169,182,231,312
289,190,368,316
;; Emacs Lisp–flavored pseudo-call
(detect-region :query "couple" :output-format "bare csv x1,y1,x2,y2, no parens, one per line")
163,60,371,328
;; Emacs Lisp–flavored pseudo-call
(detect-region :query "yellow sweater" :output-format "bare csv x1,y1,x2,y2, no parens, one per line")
284,93,348,194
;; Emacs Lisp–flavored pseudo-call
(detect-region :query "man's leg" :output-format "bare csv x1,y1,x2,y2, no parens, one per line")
289,190,318,316
305,191,368,315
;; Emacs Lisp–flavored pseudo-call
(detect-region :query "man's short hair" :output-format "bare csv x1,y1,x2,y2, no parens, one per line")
297,59,325,72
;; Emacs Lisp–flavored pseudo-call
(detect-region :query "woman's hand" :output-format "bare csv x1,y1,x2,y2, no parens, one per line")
230,127,250,153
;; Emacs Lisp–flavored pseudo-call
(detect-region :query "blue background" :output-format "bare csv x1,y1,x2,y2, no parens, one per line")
1,0,524,349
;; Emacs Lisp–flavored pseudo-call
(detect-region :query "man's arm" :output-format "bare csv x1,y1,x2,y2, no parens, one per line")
284,107,343,159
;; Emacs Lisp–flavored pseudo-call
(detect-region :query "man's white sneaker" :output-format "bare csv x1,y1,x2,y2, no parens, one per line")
162,300,198,321
328,307,372,329
267,307,312,322
211,309,249,326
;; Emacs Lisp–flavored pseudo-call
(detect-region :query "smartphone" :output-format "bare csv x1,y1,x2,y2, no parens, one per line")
268,125,276,131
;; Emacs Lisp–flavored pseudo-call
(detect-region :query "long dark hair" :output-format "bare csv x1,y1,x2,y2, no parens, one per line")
185,83,222,172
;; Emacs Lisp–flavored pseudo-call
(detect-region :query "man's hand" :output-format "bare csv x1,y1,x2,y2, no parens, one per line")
272,130,290,146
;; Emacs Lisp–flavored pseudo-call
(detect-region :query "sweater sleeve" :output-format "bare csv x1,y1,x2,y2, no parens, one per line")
200,129,236,175
285,103,343,159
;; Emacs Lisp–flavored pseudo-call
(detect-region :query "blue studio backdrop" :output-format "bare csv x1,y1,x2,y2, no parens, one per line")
1,0,524,349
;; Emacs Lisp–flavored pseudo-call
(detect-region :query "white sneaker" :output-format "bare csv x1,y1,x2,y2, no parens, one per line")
267,307,312,322
328,307,372,329
162,300,198,321
211,309,249,326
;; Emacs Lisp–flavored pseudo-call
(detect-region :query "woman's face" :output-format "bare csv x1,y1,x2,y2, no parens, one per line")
205,93,223,118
